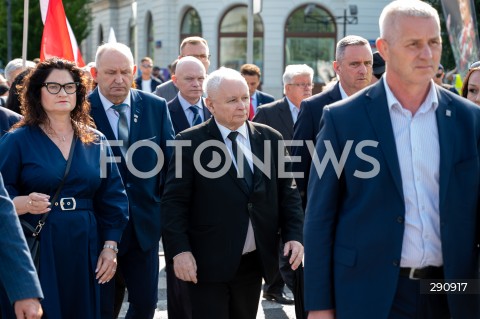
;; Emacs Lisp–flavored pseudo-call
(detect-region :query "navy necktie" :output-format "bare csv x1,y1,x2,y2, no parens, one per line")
228,131,253,191
111,103,129,155
189,105,202,126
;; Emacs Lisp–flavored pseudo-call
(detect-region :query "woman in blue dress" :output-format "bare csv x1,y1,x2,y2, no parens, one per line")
0,58,129,319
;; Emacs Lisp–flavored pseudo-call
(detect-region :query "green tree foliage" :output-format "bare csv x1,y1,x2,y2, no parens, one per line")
0,0,92,68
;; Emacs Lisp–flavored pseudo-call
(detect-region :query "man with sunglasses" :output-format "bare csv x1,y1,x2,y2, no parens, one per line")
134,57,163,93
433,64,458,94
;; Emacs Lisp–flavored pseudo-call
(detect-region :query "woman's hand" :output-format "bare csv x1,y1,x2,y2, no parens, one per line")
13,193,51,215
96,241,118,284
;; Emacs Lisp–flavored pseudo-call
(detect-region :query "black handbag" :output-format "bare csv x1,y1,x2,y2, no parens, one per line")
21,136,76,270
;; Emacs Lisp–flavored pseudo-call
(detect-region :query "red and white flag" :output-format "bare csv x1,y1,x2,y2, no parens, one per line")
39,0,85,66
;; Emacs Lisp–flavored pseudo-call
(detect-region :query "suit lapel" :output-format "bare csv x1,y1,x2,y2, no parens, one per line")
128,90,142,145
435,88,454,209
247,121,265,191
364,81,404,199
201,98,212,121
169,97,190,133
206,120,250,196
277,98,294,138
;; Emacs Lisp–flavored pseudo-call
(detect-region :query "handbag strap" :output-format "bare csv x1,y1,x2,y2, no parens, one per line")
33,136,77,236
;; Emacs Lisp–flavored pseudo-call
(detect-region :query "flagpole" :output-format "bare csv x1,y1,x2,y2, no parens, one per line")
22,0,30,67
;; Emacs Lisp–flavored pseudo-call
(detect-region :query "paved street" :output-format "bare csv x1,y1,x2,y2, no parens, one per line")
119,246,297,319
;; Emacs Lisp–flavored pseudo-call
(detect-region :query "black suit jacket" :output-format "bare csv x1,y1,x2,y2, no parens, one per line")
0,107,22,137
253,97,294,142
167,96,212,134
135,76,163,93
161,119,303,283
89,88,175,251
292,82,342,203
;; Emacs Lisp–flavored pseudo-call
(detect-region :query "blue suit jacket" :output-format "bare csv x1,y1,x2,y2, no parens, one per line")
167,96,212,135
292,82,342,204
89,88,175,252
304,80,480,318
253,90,274,114
0,107,22,137
0,173,43,303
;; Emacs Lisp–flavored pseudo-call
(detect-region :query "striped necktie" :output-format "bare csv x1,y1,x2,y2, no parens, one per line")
189,105,202,126
111,103,129,155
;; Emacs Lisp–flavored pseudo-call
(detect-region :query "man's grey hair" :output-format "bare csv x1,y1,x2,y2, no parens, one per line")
283,64,314,94
203,67,247,98
335,35,370,61
379,0,440,41
4,58,35,84
95,42,134,68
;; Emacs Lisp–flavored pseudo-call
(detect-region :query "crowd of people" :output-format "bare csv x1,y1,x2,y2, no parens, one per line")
0,1,479,319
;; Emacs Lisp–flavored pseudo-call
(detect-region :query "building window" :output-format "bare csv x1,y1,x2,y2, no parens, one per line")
219,5,264,72
146,11,154,58
180,7,202,40
285,5,336,88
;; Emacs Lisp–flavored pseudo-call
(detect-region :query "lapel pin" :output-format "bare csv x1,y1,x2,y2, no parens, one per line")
133,114,138,123
446,110,451,117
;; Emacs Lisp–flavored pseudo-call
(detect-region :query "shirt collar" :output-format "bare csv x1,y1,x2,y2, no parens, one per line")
178,92,203,112
285,97,299,114
99,89,131,112
216,120,249,141
383,77,439,113
338,82,349,100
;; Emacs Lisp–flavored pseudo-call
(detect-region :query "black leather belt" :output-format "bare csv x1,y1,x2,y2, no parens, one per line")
399,266,444,280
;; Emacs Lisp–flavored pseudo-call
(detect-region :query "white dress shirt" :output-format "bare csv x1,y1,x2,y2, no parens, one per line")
216,120,256,254
383,77,442,268
286,97,300,124
178,93,204,126
99,90,131,140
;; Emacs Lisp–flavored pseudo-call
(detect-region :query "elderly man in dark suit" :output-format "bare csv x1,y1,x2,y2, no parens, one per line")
304,1,480,318
165,56,212,319
161,67,304,319
253,64,313,306
0,173,43,319
0,107,21,137
89,42,175,319
292,35,372,206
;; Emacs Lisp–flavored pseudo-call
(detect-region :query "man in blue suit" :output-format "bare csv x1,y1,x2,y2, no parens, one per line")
89,42,175,319
291,35,372,207
168,57,212,135
0,107,21,137
0,173,43,318
240,64,274,120
304,1,480,318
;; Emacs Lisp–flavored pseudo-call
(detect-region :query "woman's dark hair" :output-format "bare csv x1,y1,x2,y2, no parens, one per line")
461,66,480,99
14,58,96,143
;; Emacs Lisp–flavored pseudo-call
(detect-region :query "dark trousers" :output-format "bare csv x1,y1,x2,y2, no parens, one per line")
263,242,295,293
189,251,263,319
388,276,450,319
100,230,159,319
165,259,192,319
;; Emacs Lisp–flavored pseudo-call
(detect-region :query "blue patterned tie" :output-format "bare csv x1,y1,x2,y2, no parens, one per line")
189,105,202,126
111,103,129,155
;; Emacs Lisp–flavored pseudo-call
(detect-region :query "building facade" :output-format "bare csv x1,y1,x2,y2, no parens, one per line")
84,0,390,97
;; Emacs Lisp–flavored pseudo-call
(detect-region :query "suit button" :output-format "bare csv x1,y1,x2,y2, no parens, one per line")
396,216,404,223
392,260,399,267
247,203,253,210
126,183,132,188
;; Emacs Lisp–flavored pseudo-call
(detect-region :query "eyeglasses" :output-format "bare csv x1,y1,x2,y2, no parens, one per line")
142,64,153,68
184,54,211,61
288,83,314,89
42,82,79,94
470,61,480,69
